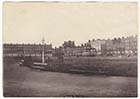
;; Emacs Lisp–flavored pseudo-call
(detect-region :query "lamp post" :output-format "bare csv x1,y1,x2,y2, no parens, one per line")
42,37,45,63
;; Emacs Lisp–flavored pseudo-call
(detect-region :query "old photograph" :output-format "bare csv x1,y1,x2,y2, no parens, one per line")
3,2,138,97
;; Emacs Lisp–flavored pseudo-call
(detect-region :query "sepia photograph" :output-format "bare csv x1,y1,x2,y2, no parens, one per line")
3,1,138,97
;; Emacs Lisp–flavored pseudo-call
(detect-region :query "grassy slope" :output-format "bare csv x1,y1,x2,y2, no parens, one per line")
4,56,137,77
3,58,137,97
34,56,138,77
62,57,137,76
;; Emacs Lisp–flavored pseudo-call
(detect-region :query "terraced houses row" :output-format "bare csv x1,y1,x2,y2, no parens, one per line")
3,35,137,57
62,35,137,56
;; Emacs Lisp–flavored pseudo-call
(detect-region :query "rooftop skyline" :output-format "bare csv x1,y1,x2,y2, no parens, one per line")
3,2,138,47
3,35,137,48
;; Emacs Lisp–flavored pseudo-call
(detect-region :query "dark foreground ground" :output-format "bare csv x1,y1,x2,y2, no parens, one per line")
3,57,137,97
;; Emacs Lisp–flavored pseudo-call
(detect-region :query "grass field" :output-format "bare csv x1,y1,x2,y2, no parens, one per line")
31,56,137,77
3,57,137,97
62,56,137,76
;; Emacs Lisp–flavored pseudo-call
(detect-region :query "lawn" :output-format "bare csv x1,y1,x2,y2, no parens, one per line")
3,58,137,97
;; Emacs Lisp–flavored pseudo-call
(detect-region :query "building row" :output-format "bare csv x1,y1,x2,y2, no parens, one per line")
60,35,137,56
3,43,52,57
3,35,137,57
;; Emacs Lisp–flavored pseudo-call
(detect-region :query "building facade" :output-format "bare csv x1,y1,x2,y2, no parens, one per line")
87,39,106,55
124,35,137,55
3,43,52,57
87,35,137,56
63,40,75,48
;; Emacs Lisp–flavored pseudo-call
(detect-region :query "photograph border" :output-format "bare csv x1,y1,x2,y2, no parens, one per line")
0,0,139,99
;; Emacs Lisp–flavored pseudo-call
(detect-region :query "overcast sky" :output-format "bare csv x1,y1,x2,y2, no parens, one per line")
3,2,138,47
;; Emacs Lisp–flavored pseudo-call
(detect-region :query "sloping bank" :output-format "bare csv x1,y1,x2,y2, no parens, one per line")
33,56,137,77
5,56,137,77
